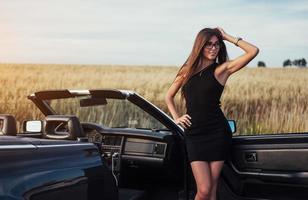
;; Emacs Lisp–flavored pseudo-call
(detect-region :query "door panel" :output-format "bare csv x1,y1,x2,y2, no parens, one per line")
219,134,308,200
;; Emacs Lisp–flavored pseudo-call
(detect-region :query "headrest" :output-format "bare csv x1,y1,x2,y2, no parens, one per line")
0,114,17,136
43,115,84,140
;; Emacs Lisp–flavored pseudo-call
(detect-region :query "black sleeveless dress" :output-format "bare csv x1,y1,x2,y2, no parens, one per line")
182,62,232,162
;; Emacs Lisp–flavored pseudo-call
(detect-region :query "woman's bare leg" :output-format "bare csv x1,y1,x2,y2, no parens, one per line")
190,161,212,200
209,160,225,200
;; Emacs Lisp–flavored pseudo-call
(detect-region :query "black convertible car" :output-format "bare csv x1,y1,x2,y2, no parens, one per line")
1,89,308,200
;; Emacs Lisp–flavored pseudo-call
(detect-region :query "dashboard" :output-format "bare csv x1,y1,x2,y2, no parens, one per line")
85,127,170,171
83,125,177,188
15,120,183,189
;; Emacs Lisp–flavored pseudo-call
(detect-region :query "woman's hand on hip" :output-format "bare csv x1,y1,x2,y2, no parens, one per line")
175,114,192,129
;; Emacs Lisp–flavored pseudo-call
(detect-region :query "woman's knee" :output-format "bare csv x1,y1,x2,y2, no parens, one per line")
197,184,212,199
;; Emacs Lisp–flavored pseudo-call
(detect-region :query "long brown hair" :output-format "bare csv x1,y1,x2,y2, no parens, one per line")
174,28,229,103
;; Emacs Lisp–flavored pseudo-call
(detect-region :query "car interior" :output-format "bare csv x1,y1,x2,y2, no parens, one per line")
1,113,186,200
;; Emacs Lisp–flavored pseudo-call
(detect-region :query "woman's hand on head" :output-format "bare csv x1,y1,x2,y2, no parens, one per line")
216,27,227,40
175,114,192,129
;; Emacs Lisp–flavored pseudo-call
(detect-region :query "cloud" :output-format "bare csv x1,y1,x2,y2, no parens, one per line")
0,0,307,66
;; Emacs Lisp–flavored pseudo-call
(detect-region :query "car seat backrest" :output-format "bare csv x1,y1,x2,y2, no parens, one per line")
0,114,17,136
43,115,84,140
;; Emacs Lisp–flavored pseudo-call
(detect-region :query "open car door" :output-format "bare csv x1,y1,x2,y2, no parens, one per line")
219,133,308,200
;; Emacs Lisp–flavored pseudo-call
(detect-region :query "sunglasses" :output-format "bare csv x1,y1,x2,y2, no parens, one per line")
204,41,220,49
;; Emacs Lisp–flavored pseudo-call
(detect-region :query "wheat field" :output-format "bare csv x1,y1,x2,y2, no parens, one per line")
0,63,307,135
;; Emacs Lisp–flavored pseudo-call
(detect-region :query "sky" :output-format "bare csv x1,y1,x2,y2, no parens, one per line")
0,0,307,67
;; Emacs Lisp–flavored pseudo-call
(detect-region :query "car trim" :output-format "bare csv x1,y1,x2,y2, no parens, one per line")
35,143,94,148
228,159,308,184
0,143,94,150
0,144,37,150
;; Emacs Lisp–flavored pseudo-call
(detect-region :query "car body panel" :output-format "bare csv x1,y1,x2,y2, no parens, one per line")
0,136,117,200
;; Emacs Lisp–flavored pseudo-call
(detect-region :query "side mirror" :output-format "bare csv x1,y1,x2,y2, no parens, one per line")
228,120,236,134
22,120,43,133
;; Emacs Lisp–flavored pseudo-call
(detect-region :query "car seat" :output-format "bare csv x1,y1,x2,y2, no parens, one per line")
43,115,84,140
0,114,17,136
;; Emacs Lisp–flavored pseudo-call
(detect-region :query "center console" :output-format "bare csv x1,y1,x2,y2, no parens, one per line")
101,135,124,184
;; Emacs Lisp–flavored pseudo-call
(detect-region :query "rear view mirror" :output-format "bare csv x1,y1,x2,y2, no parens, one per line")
228,120,236,134
80,98,107,107
23,120,43,133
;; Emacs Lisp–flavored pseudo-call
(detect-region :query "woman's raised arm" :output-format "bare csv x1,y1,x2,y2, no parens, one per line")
217,27,259,74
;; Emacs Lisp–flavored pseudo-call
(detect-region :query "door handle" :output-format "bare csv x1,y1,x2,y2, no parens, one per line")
245,152,257,162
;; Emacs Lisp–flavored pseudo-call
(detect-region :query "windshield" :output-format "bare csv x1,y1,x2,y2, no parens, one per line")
47,96,168,130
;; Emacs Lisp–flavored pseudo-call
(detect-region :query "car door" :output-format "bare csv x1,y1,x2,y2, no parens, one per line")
218,133,308,200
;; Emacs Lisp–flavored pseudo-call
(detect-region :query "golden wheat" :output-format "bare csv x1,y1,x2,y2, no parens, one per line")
0,63,307,135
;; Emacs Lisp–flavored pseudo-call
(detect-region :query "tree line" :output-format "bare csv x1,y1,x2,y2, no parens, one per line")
257,58,307,67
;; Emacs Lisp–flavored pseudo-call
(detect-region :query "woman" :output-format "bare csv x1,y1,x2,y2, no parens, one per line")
165,27,259,200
